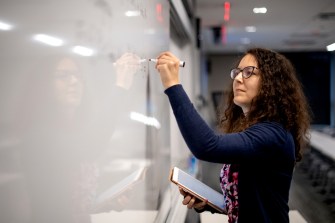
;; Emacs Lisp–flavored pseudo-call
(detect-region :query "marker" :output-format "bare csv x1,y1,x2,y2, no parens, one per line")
149,59,185,67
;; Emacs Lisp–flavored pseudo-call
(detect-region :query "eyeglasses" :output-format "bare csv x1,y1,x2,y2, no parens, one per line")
230,66,258,79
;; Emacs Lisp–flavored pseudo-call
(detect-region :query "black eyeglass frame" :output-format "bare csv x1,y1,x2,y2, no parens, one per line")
230,66,259,80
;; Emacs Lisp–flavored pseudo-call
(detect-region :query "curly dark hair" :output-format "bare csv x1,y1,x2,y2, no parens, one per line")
218,48,312,162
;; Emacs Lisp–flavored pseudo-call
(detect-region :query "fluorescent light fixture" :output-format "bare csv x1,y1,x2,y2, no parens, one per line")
327,43,335,51
125,10,141,17
0,21,13,31
253,7,267,13
72,46,94,56
34,34,63,46
245,26,256,32
130,111,161,129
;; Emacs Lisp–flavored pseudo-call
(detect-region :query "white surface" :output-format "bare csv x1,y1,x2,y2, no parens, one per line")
165,185,189,223
91,210,158,223
0,0,171,222
200,212,228,222
289,210,308,223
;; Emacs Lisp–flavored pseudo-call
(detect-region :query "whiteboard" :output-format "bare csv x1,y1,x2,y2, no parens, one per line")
0,0,170,222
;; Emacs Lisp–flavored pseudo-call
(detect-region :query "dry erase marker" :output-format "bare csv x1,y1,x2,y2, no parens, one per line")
149,59,185,67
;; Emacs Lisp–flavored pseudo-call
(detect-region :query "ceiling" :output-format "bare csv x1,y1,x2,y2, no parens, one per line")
194,0,335,53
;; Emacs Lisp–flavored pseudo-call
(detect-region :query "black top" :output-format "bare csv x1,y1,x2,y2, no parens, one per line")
165,84,295,223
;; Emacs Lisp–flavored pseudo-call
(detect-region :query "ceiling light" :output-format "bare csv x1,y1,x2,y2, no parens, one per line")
253,7,267,14
327,43,335,51
245,26,256,32
125,11,141,17
72,46,94,56
130,111,161,129
33,34,63,46
0,21,13,31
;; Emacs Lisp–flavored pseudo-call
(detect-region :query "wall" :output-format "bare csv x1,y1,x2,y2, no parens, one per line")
331,53,335,127
164,0,202,222
205,54,239,124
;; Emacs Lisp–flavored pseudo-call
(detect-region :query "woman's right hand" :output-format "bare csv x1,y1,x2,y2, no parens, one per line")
114,52,141,90
154,51,181,89
179,187,208,211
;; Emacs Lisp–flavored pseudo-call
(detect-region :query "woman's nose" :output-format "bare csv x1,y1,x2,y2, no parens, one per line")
68,74,80,84
234,71,243,82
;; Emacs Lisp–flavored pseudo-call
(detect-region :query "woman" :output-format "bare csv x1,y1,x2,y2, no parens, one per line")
16,53,140,223
154,48,311,223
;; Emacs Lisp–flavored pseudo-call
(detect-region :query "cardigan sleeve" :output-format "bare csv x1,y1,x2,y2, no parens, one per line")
164,85,294,164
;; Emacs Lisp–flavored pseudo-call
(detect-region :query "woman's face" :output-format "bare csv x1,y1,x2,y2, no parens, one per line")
233,54,261,114
53,58,84,108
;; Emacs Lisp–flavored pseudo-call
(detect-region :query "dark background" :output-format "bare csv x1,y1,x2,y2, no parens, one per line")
283,51,331,125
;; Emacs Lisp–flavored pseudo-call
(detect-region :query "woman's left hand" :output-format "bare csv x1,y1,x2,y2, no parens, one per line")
179,187,208,210
154,51,181,89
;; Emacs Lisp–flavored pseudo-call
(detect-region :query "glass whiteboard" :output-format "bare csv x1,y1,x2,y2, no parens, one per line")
0,0,170,222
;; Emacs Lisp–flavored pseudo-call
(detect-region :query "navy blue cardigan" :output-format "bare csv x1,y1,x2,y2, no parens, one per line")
165,85,295,223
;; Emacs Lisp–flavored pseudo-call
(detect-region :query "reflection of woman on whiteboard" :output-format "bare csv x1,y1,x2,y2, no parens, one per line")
17,52,141,223
154,49,311,222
